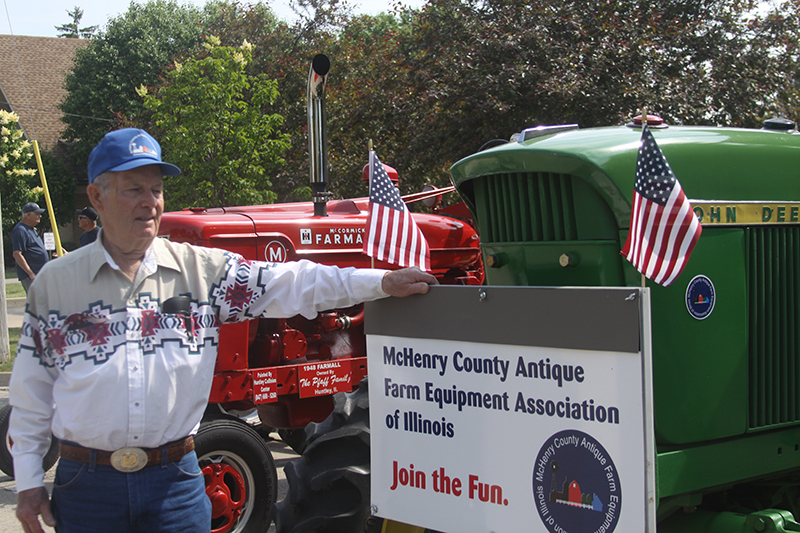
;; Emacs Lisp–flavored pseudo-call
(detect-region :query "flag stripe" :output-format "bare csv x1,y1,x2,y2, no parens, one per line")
644,187,681,278
620,124,702,287
652,189,691,282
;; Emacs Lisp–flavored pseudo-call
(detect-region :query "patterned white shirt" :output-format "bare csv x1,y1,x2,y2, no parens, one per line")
9,234,388,491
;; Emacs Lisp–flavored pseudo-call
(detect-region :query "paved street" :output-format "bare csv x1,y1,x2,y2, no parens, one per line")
0,385,295,532
6,300,23,329
4,275,25,330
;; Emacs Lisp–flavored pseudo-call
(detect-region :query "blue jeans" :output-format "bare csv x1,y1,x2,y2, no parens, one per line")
51,450,211,533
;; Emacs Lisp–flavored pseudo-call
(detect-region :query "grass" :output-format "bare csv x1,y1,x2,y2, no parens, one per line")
6,282,24,299
2,268,22,371
2,268,22,372
4,266,25,298
0,328,19,372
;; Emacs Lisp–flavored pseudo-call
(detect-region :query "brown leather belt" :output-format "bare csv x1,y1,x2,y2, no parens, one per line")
60,436,194,472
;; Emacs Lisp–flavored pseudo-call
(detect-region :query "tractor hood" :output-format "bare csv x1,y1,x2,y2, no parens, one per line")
451,125,800,230
159,197,481,275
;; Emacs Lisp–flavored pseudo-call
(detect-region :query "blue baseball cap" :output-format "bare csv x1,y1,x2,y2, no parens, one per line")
87,128,181,183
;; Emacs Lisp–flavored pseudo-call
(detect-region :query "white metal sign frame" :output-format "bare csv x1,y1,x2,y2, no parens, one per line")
366,285,655,533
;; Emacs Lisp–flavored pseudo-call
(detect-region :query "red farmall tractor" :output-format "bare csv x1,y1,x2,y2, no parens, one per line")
157,55,483,533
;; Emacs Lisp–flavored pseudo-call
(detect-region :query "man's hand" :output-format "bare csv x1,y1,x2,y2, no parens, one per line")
16,487,55,533
381,267,438,298
12,251,35,281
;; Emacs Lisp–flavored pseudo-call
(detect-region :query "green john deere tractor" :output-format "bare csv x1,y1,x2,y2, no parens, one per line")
450,116,800,533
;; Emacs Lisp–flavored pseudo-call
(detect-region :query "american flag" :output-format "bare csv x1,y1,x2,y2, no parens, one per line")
620,124,702,286
363,151,431,270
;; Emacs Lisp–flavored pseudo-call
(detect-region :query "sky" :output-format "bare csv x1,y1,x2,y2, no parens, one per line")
1,0,424,38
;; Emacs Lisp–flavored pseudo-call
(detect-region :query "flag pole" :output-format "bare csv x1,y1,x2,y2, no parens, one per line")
368,139,374,269
640,106,647,288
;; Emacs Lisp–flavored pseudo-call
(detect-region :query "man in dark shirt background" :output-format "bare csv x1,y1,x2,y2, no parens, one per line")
77,206,100,247
11,202,49,294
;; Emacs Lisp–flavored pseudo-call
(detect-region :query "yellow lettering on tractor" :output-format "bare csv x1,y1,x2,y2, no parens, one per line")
691,201,800,226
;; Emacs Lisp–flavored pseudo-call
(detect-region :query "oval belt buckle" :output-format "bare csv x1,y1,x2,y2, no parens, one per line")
110,447,148,472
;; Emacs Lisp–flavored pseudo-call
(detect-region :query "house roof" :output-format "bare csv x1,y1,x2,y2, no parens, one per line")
0,35,87,149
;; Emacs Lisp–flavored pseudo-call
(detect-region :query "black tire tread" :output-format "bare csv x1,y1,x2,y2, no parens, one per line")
0,404,60,479
274,379,381,533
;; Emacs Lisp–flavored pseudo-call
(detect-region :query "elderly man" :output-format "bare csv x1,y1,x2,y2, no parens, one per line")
11,202,48,294
10,128,436,533
76,206,99,247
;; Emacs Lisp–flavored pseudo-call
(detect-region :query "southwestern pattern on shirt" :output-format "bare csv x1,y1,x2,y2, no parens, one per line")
19,251,265,370
21,302,222,370
210,256,284,321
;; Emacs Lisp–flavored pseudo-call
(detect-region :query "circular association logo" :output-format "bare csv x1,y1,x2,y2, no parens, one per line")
685,274,715,320
532,430,621,533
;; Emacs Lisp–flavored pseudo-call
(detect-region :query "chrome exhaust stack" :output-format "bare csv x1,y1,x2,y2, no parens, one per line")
308,54,331,217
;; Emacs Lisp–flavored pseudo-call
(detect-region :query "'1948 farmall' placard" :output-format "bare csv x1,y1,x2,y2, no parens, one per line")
365,286,655,533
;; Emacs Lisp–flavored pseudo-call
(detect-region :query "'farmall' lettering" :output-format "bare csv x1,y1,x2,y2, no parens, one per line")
314,228,365,246
298,359,352,398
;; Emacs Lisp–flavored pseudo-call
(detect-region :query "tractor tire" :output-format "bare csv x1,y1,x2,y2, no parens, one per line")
0,404,60,479
274,378,381,533
195,418,278,533
278,428,309,455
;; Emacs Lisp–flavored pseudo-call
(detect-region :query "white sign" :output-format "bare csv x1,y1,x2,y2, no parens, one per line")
367,290,654,533
43,232,55,250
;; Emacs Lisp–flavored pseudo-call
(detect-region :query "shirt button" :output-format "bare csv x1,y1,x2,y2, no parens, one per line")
135,402,140,407
134,436,139,440
133,366,138,371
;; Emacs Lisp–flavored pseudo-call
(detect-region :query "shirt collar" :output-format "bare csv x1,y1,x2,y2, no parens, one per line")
88,230,181,282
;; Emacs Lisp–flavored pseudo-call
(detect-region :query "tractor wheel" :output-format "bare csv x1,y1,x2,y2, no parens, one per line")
274,381,444,533
196,418,278,533
277,428,309,455
0,404,60,479
274,378,381,533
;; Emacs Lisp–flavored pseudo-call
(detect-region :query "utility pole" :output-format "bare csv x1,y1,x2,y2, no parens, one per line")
0,191,10,363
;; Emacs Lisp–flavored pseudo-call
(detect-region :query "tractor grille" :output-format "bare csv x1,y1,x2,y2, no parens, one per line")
473,172,578,243
748,226,800,429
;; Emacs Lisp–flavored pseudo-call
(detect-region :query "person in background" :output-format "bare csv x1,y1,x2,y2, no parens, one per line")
10,128,437,533
11,202,48,294
77,206,99,247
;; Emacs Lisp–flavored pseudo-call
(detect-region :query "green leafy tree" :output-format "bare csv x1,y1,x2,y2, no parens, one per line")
37,145,86,247
55,6,98,39
323,12,423,200
323,0,800,200
140,37,290,209
55,0,800,211
58,0,206,172
0,111,43,262
204,0,351,202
